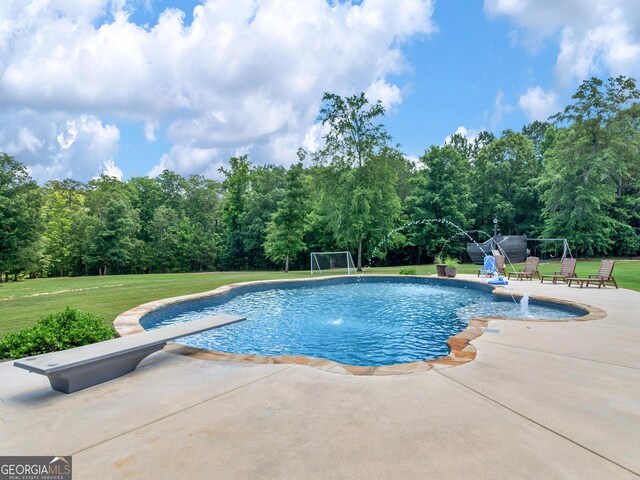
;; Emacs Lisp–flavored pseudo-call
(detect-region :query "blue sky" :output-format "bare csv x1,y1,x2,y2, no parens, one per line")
0,0,638,183
387,0,556,154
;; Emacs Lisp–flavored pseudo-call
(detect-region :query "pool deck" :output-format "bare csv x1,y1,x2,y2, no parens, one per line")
1,275,639,479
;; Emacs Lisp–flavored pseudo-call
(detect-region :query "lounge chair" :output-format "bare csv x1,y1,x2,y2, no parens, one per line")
540,258,577,284
477,255,506,277
507,256,540,281
567,260,618,289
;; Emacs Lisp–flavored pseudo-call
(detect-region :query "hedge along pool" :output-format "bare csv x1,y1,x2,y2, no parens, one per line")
140,277,585,367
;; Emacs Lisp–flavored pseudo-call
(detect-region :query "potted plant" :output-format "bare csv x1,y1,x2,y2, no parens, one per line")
444,257,459,278
434,254,447,277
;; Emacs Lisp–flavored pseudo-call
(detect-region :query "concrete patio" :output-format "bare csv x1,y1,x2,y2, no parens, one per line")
1,276,639,479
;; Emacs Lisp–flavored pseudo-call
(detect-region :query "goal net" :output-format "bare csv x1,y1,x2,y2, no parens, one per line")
310,252,356,275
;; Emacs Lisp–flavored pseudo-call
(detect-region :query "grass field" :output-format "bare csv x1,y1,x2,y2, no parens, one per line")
0,259,638,338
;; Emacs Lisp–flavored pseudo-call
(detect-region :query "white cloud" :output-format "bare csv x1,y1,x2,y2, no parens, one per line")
302,124,327,155
256,132,304,168
147,158,167,179
144,120,158,143
484,0,640,84
6,127,44,154
518,86,559,121
487,1,640,127
0,111,120,183
365,79,403,110
0,0,436,181
57,120,79,150
53,116,120,181
102,159,124,180
444,125,481,145
148,144,221,179
491,89,514,130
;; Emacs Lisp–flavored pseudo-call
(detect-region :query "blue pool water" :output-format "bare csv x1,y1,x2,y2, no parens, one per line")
141,278,583,366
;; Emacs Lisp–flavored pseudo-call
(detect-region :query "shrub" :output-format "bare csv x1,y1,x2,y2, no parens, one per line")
0,307,115,359
444,257,459,269
399,267,417,275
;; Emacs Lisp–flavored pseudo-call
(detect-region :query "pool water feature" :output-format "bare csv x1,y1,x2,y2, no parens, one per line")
141,278,583,367
520,292,530,316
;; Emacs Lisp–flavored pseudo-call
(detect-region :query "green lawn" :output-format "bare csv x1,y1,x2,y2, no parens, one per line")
0,272,289,337
0,259,638,338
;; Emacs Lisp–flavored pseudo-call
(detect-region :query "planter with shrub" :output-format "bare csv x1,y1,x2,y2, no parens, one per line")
444,257,459,278
434,254,447,277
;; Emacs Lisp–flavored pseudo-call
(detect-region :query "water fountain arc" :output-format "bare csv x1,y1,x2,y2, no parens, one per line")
354,218,520,305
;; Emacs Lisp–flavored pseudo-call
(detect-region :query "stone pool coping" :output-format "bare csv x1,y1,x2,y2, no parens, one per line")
113,275,607,376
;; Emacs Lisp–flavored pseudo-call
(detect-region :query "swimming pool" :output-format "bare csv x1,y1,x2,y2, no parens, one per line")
140,277,584,367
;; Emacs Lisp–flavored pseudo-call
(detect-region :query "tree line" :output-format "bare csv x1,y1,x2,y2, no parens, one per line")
0,76,638,280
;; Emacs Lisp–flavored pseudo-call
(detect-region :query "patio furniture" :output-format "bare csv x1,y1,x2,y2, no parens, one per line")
507,256,540,281
567,260,618,289
478,255,495,277
540,258,577,284
495,255,506,276
477,255,506,277
14,314,245,393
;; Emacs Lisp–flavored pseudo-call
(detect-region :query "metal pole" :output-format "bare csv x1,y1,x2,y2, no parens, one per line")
493,217,498,251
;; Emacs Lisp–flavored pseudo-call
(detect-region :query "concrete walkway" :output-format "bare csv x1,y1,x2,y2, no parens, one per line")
1,276,639,479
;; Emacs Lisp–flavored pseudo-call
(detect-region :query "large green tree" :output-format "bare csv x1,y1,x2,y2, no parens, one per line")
219,155,251,269
313,92,401,270
264,163,309,272
242,165,286,270
0,154,44,281
157,169,187,214
540,76,640,255
127,176,164,242
183,174,223,271
84,197,139,275
522,120,553,163
42,180,87,277
148,205,182,272
406,145,474,260
484,130,540,234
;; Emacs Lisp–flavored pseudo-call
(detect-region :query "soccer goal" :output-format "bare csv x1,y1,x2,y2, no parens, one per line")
310,251,356,275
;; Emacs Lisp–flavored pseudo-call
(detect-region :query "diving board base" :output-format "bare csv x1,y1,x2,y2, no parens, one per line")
46,344,165,393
